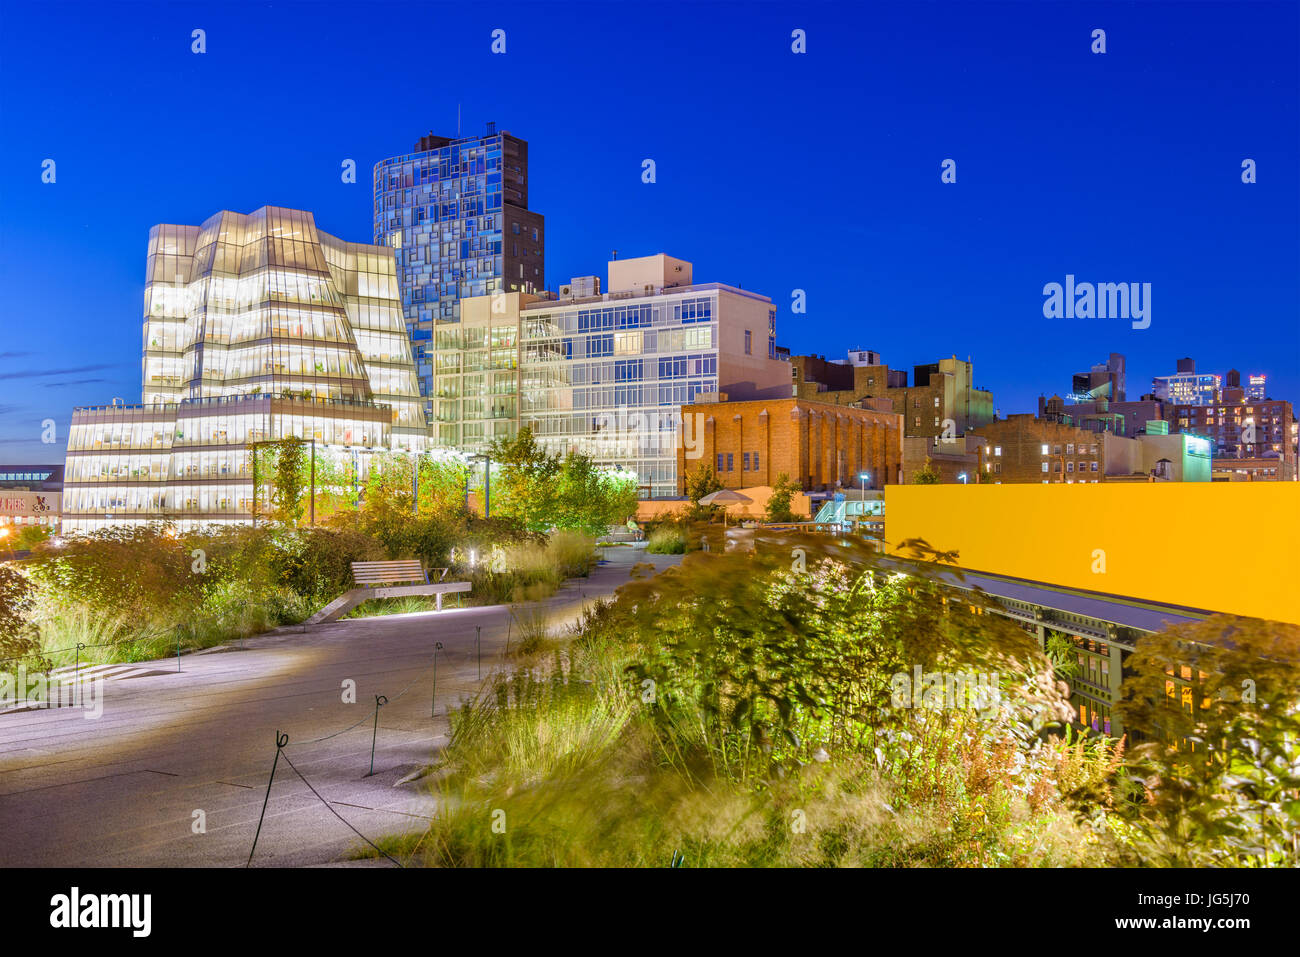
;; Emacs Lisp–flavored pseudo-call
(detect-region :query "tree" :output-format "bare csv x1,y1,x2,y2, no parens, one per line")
490,426,560,531
489,426,635,534
684,464,724,521
912,458,941,484
765,472,800,523
551,455,639,534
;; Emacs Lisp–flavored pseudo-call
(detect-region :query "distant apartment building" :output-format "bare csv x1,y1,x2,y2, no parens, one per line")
902,434,991,484
373,124,544,418
1038,393,1170,438
971,414,1211,484
62,206,425,533
676,395,903,495
0,465,63,532
1152,357,1220,406
1070,352,1126,402
1168,392,1296,481
1247,373,1267,401
432,254,788,498
792,352,994,439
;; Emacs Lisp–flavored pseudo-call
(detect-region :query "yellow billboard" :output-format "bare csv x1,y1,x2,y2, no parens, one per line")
884,483,1300,625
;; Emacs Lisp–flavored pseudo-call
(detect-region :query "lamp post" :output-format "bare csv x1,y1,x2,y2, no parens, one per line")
858,471,871,495
958,472,968,484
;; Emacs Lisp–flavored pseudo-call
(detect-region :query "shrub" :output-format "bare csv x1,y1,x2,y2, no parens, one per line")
0,565,41,668
365,540,1109,867
645,524,687,554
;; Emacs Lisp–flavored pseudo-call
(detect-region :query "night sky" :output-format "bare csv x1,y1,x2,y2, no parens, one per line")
1,1,1296,463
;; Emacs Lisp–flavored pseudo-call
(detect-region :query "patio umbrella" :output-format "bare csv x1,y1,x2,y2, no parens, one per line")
698,488,752,526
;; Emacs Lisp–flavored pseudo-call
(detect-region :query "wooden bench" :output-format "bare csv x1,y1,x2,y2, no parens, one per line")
304,560,471,624
351,560,450,587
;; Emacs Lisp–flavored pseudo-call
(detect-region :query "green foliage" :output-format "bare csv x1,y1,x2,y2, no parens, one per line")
1114,615,1300,866
645,523,688,554
363,451,470,522
490,425,637,534
12,525,52,550
765,472,799,523
550,453,638,534
258,438,309,526
912,458,941,484
490,426,558,531
460,530,597,605
683,464,723,521
1044,631,1081,680
25,525,202,622
0,565,41,666
370,538,1108,868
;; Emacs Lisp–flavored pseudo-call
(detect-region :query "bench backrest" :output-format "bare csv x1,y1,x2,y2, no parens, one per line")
352,560,427,586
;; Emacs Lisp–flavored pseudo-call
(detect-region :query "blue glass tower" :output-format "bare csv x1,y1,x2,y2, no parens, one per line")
373,123,545,421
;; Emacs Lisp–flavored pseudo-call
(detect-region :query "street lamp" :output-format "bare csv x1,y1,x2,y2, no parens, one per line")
958,472,968,484
858,471,871,495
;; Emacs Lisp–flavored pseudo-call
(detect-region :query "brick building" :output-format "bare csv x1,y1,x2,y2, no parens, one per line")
676,396,903,493
791,352,994,439
971,415,1105,483
972,414,1211,483
1167,392,1296,481
902,435,992,484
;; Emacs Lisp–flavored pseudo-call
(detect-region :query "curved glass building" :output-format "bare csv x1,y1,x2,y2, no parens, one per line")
62,206,426,532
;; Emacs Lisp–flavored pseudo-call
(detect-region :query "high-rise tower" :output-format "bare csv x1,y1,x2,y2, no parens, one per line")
374,123,545,424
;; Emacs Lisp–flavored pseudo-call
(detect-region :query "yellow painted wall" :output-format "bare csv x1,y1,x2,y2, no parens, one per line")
885,483,1300,625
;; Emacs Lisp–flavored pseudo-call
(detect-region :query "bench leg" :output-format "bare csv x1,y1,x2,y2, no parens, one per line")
436,593,443,612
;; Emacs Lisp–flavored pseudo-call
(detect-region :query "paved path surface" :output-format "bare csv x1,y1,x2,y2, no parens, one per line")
0,546,678,867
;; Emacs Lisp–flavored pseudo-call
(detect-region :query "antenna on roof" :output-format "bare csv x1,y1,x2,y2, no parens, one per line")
457,103,461,136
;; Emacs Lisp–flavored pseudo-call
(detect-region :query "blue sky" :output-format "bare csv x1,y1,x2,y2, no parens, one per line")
1,0,1296,462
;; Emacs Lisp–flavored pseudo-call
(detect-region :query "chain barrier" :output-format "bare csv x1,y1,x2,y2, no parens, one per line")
247,729,402,868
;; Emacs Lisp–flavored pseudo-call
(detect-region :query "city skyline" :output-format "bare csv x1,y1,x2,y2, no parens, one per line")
1,1,1297,463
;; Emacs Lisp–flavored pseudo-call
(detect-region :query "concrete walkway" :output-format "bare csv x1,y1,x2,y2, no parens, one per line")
0,545,679,867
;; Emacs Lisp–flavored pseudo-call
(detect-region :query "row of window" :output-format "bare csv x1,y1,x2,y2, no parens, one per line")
715,452,762,473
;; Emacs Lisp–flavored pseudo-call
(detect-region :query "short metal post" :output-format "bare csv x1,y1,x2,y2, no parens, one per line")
476,625,481,679
74,642,85,707
367,695,388,777
431,641,443,717
247,731,288,867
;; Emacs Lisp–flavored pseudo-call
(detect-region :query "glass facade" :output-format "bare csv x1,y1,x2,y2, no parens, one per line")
518,291,720,497
63,207,425,532
1152,371,1220,406
373,125,544,421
